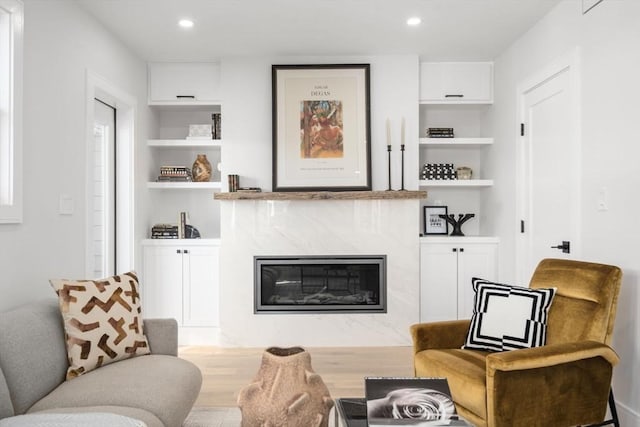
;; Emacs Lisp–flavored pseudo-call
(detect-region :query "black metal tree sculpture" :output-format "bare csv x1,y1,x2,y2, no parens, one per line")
439,213,475,236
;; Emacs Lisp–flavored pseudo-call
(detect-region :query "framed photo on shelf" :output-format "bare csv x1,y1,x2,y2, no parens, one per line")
424,206,449,235
272,64,371,192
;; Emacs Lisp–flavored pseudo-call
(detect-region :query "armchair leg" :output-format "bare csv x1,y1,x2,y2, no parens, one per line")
586,389,619,427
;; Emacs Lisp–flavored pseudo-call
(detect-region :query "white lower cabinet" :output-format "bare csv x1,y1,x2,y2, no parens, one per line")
142,239,220,344
420,237,498,322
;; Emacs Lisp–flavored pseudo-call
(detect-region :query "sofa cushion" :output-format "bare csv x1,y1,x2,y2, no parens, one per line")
49,272,150,379
28,355,202,427
463,278,556,352
0,412,147,427
29,407,162,427
0,299,68,415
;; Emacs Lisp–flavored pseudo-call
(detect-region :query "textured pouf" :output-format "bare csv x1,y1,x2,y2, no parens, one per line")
237,347,334,427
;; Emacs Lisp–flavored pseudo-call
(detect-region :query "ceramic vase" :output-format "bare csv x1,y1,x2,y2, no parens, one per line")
237,347,334,427
192,154,212,182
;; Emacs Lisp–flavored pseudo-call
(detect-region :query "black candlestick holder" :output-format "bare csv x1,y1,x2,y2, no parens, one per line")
387,145,392,191
400,144,406,191
439,213,475,236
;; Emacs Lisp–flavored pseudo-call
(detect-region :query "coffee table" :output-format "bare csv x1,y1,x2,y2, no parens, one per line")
334,398,367,427
334,397,473,427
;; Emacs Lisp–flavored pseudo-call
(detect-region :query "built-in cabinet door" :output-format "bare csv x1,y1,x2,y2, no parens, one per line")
142,246,183,322
420,239,498,322
420,243,458,322
148,62,221,104
456,244,498,319
182,245,220,327
419,62,493,103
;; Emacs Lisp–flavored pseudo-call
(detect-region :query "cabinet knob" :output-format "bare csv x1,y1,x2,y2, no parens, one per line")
176,249,182,254
184,249,189,254
459,248,464,252
452,248,457,252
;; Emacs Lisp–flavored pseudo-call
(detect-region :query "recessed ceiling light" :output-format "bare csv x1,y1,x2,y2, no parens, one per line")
407,17,422,26
178,19,194,29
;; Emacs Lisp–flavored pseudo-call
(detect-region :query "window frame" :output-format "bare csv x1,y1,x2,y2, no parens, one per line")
0,0,23,223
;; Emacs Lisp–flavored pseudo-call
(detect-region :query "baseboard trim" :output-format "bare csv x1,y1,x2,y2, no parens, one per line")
617,400,640,426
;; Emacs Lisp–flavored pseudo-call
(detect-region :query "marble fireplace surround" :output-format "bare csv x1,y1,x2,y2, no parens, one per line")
216,191,425,347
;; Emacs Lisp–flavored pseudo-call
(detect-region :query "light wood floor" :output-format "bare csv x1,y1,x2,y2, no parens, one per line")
179,346,414,407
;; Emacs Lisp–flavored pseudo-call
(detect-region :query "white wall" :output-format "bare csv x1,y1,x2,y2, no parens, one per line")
486,1,640,423
0,0,149,311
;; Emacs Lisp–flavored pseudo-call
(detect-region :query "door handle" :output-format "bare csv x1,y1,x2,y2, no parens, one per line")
551,241,570,253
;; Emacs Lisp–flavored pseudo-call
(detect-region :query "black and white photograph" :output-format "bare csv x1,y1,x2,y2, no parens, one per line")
365,377,460,426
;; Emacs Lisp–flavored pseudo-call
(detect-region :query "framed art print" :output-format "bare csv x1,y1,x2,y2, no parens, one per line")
424,206,449,235
272,64,371,191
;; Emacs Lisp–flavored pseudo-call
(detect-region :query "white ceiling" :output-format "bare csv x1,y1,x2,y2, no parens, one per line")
74,0,563,62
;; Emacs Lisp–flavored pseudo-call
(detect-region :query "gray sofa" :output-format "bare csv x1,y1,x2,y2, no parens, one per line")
0,299,202,427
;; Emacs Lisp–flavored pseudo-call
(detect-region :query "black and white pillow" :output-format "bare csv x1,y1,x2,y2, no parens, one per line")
463,278,556,352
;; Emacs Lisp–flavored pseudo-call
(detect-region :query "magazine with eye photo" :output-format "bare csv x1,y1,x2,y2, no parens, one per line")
365,377,468,426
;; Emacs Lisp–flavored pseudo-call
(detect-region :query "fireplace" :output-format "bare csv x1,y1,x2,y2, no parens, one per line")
254,255,387,314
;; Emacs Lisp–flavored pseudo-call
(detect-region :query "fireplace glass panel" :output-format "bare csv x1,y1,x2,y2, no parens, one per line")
255,256,386,313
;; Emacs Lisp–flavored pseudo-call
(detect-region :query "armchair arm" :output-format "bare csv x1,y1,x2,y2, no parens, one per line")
143,318,178,356
486,340,619,374
485,341,619,426
410,320,471,354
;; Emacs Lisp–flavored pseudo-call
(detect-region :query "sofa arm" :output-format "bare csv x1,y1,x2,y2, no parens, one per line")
144,318,178,356
410,320,470,354
486,340,619,374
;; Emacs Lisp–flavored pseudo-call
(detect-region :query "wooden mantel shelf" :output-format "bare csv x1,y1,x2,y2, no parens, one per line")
214,190,427,201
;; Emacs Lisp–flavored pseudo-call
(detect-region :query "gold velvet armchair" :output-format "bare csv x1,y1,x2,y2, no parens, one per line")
410,258,622,427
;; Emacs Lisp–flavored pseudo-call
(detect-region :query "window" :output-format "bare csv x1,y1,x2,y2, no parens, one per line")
0,0,22,223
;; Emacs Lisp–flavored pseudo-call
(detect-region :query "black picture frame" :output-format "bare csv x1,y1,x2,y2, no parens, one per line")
424,206,449,235
272,64,371,192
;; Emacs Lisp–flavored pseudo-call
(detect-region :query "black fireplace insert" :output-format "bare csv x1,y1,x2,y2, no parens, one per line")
254,255,387,314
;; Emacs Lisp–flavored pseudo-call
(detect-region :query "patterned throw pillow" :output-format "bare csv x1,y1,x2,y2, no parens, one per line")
463,278,556,352
50,271,150,379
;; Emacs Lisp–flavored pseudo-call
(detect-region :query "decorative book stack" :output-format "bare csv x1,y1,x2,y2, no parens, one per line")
421,163,456,180
151,224,178,239
157,166,192,182
212,113,222,139
427,127,454,138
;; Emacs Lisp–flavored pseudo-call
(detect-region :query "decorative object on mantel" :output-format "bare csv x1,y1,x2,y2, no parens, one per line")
456,166,473,180
272,64,371,192
237,187,262,193
386,119,392,191
191,154,212,182
400,117,406,191
237,347,334,427
439,213,475,236
228,174,239,192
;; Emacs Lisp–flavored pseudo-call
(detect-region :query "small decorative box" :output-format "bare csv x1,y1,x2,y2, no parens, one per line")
187,124,213,138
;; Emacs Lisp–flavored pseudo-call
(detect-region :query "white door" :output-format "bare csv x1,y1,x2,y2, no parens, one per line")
517,52,581,283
